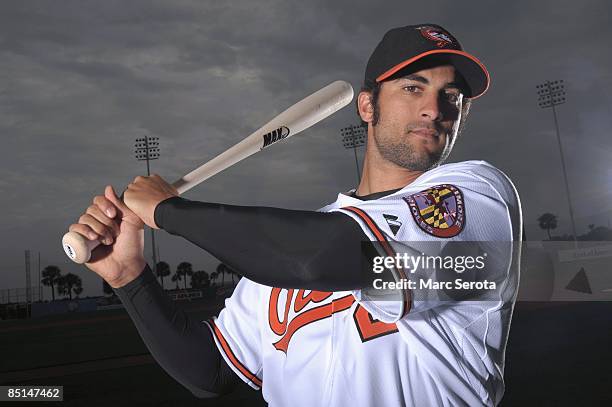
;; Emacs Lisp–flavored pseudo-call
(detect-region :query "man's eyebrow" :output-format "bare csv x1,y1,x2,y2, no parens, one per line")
398,74,463,91
399,74,429,84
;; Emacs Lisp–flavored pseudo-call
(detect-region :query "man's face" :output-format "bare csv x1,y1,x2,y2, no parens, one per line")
370,64,464,171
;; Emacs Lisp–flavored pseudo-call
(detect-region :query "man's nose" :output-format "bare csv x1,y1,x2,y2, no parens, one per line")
419,94,443,121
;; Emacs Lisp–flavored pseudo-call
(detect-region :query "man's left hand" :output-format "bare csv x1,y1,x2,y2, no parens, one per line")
124,174,178,229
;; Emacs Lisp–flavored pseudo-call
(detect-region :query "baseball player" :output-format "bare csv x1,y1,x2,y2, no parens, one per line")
70,24,521,406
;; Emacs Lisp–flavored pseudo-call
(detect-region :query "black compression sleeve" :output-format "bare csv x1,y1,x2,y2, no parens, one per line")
154,197,372,291
113,265,241,398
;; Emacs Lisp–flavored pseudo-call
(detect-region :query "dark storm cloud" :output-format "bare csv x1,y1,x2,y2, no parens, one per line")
1,0,610,295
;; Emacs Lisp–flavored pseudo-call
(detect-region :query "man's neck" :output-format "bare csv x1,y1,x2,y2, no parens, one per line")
355,146,424,196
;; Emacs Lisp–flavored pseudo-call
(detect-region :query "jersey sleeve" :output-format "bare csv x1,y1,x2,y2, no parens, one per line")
205,278,264,390
331,161,522,323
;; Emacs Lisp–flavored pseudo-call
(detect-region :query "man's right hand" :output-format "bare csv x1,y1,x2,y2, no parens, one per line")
69,185,147,288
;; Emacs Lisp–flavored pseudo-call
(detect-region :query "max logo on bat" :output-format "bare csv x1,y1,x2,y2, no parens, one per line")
262,126,290,149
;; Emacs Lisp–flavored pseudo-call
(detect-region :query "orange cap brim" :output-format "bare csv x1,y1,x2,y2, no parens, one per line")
375,49,490,99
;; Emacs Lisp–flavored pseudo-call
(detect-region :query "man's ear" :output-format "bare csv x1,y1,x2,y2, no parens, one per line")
357,91,374,124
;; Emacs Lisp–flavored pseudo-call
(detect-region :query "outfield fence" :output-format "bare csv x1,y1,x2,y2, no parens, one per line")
0,287,42,304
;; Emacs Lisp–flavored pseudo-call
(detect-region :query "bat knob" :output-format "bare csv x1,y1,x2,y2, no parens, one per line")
62,231,99,264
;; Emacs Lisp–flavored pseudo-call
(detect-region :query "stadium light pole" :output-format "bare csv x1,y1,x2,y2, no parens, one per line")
341,124,367,184
536,80,577,244
135,136,160,271
25,250,31,317
38,252,41,302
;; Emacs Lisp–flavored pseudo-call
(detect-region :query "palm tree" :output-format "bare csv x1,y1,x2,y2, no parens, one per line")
537,213,558,240
210,271,218,287
155,261,171,289
223,265,240,285
73,286,83,299
56,275,68,299
216,264,228,287
176,262,194,290
233,270,242,285
41,265,62,301
69,274,83,299
57,273,82,300
171,273,180,289
191,270,210,289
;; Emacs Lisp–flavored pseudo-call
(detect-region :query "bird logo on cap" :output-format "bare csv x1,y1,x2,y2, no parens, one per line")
417,26,454,47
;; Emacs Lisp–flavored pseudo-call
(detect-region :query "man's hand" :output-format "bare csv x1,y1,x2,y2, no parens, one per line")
69,186,146,288
124,174,178,229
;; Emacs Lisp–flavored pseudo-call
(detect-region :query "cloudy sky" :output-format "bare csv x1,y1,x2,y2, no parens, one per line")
1,0,610,296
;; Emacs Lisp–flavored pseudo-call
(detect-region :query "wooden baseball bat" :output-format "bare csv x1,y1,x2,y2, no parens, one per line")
62,80,354,264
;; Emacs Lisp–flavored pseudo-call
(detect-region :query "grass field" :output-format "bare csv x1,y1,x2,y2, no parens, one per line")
1,300,611,406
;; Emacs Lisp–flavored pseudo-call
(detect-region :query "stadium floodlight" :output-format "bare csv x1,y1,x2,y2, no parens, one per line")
536,80,576,244
134,135,161,269
340,124,367,183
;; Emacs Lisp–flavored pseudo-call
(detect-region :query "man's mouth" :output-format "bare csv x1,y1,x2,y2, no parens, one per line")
409,128,439,139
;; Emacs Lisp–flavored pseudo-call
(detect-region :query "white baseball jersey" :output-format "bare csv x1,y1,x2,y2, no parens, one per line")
205,160,522,407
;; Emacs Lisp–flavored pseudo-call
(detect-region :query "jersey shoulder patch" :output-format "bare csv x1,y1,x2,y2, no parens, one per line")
403,183,465,238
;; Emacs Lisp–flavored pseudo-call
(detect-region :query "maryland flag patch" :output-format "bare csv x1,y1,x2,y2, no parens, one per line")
404,184,465,238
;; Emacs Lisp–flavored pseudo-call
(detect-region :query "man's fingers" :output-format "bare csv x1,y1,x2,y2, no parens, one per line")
86,204,120,237
69,222,112,245
105,185,119,202
104,184,146,229
93,195,116,218
77,213,114,245
104,185,129,212
151,173,178,195
132,175,147,185
68,223,99,241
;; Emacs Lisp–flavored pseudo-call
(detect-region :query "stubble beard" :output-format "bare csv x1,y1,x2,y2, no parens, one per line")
373,124,449,172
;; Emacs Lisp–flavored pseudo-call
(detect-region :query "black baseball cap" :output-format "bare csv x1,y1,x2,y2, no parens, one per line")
365,24,490,99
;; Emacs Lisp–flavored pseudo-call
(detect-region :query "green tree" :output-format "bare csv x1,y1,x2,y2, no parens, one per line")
191,270,210,289
176,262,194,289
171,273,180,289
537,213,558,240
231,266,241,285
223,265,240,285
57,273,82,300
56,275,67,299
216,263,228,287
74,286,83,299
581,225,612,241
41,265,62,301
210,271,218,287
155,261,171,289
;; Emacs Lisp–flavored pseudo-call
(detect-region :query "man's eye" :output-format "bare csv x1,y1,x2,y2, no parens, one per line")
403,85,421,93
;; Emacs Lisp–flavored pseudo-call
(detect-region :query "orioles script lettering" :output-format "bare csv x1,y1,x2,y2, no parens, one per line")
268,288,398,353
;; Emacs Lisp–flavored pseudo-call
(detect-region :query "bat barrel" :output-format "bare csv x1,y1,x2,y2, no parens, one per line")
172,80,354,195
